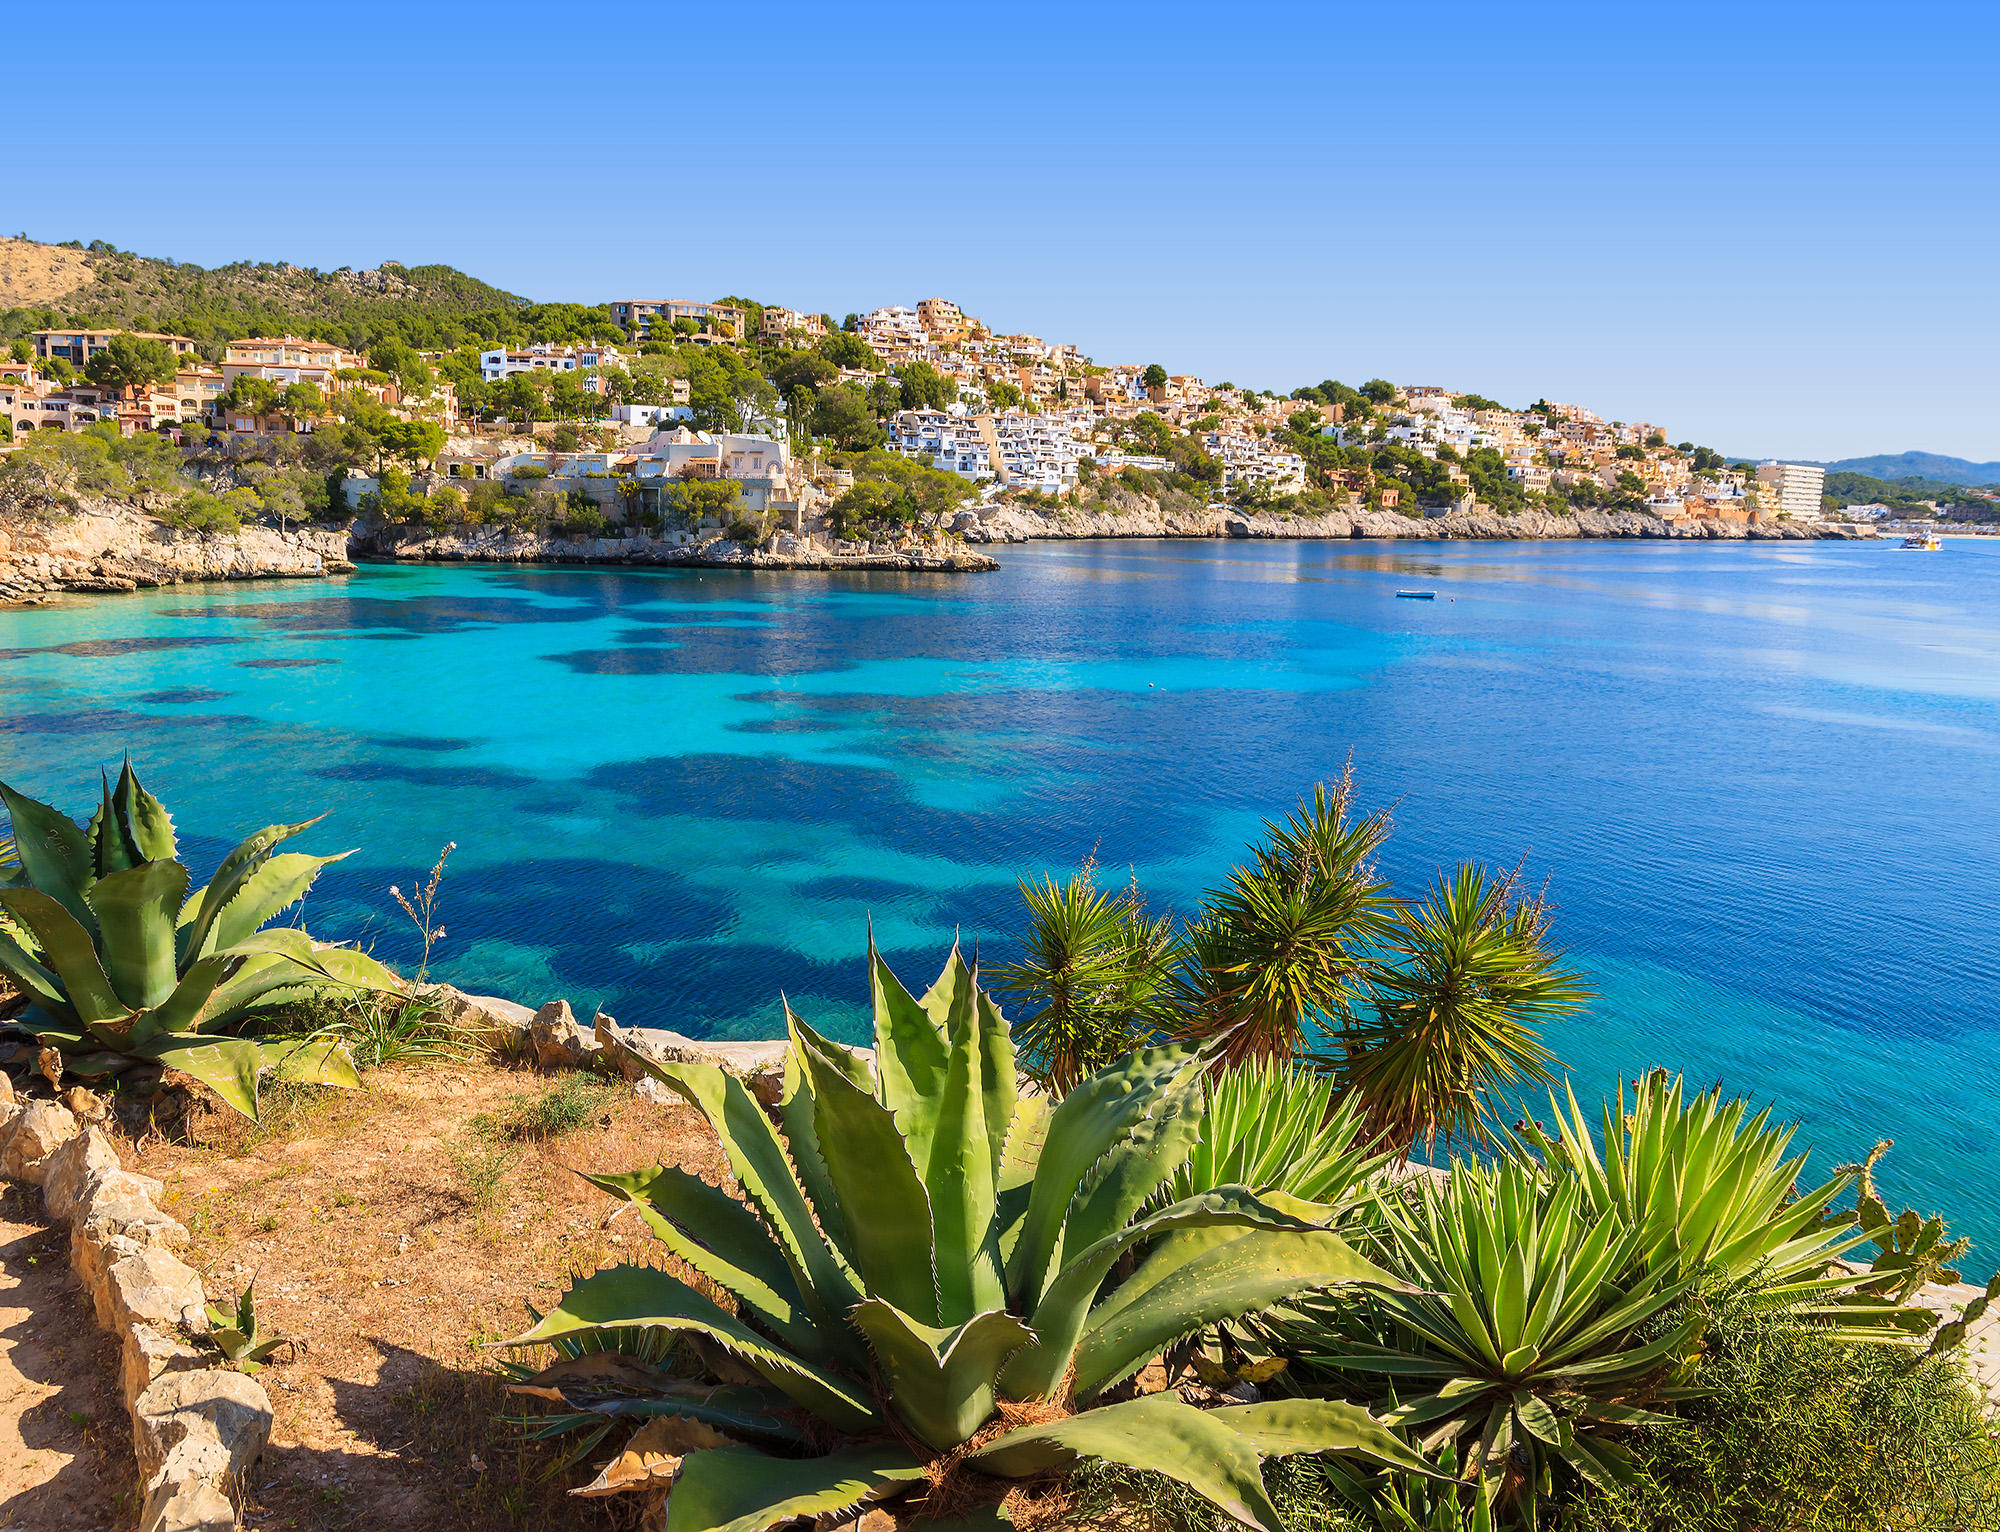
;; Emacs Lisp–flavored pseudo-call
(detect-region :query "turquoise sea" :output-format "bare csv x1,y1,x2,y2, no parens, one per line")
3,539,1998,1253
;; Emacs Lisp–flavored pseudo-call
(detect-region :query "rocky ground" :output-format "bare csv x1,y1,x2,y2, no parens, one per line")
0,509,352,604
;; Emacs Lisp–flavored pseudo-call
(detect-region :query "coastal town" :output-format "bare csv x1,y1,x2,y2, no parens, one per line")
6,251,1983,575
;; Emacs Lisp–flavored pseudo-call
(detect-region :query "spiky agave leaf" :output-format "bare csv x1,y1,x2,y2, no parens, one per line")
517,942,1437,1532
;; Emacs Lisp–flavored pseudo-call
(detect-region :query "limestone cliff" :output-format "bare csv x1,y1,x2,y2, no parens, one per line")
0,508,353,604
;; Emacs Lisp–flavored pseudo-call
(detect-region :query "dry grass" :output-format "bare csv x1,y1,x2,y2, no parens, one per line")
121,1058,726,1531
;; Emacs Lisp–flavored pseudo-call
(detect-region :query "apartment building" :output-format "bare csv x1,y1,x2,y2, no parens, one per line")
478,343,619,383
862,306,927,350
32,328,200,366
885,410,994,479
916,297,981,342
760,307,827,341
1755,462,1827,520
220,337,364,389
606,300,745,339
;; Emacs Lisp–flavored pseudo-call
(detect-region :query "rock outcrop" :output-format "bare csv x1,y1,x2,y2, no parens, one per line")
352,524,998,572
0,507,352,603
968,500,1873,543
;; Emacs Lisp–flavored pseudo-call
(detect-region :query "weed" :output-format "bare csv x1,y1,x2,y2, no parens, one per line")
447,1137,517,1216
314,988,482,1072
471,1073,611,1143
390,841,456,985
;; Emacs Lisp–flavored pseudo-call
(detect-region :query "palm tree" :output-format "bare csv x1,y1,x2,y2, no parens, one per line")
1333,864,1591,1156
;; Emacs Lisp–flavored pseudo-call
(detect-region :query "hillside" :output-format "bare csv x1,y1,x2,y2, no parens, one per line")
0,237,95,306
1820,451,2000,487
0,237,570,354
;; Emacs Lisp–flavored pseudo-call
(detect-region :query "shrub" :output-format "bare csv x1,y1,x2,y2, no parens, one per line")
511,463,549,481
725,512,766,546
1578,1294,2000,1532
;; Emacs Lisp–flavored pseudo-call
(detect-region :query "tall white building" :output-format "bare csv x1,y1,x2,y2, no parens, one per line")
1755,462,1827,520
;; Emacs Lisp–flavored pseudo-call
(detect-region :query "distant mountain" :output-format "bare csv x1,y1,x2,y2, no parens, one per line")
1815,452,2000,487
0,236,537,351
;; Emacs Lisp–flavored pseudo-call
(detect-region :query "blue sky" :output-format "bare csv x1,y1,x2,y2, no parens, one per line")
11,1,1996,461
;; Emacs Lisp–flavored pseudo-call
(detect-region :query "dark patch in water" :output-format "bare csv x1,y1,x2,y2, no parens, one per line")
727,716,844,735
135,688,230,705
792,875,921,905
548,634,856,677
236,657,334,669
318,761,540,792
0,635,243,659
365,734,476,753
238,595,607,636
2,708,155,736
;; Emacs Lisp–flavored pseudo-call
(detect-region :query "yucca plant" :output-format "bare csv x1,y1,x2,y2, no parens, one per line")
1335,865,1590,1157
1521,1074,1913,1333
1165,1056,1391,1210
1276,1158,1709,1516
0,763,399,1118
991,868,1180,1093
499,941,1447,1531
1174,778,1396,1065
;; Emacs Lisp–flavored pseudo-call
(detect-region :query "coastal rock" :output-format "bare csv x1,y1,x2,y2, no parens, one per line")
0,505,352,604
418,983,536,1054
530,999,598,1069
971,497,1873,545
0,1098,79,1181
351,524,999,573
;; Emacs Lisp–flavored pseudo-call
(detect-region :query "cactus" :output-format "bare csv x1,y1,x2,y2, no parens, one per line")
1927,1272,2000,1359
1838,1139,1970,1309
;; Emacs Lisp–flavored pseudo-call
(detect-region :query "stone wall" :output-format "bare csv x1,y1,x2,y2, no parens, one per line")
0,1072,272,1532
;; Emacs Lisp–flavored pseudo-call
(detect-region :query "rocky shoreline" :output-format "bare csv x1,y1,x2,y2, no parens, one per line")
349,524,1000,574
0,500,1881,606
967,502,1876,543
0,510,352,604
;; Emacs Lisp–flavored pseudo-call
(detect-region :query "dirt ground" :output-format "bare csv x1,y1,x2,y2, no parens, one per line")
0,1183,139,1529
107,1059,725,1532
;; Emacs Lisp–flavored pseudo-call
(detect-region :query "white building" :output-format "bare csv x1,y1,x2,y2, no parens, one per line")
480,343,620,383
1755,462,1827,520
886,410,994,479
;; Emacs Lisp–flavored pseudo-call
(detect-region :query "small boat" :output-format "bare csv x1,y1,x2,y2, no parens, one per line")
1396,589,1438,600
1900,532,1942,550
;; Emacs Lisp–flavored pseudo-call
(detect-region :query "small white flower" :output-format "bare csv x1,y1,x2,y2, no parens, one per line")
388,885,400,895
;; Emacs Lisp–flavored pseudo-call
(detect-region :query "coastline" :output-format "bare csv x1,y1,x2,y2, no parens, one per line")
0,503,1894,607
968,502,1877,543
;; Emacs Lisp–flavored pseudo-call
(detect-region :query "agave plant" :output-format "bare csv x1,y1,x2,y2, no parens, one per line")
500,942,1446,1531
1276,1157,1709,1514
0,763,399,1118
1521,1073,1909,1331
1164,1056,1390,1210
205,1280,295,1372
1335,865,1590,1156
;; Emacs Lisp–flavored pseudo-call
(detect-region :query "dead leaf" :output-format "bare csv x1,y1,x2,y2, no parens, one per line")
521,1352,673,1398
571,1416,733,1497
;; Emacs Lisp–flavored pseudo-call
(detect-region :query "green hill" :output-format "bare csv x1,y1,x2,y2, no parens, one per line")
0,237,617,354
1820,452,2000,487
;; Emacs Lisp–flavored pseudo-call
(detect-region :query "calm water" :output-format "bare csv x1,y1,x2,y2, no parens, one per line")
3,540,1998,1252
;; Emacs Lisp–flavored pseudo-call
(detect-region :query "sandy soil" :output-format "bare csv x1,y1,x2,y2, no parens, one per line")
118,1060,719,1532
0,1182,138,1529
